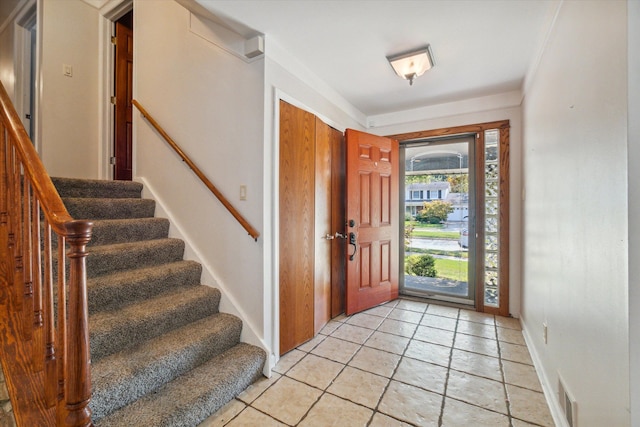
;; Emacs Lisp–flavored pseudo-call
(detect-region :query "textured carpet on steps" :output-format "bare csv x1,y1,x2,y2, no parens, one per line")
51,177,265,426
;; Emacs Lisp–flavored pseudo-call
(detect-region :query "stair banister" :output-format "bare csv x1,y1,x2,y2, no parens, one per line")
0,81,94,426
132,99,260,241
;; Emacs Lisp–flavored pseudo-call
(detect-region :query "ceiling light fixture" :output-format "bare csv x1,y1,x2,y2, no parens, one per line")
386,45,435,86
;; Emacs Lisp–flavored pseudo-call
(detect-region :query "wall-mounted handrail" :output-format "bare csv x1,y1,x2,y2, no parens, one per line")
0,81,93,426
132,99,260,241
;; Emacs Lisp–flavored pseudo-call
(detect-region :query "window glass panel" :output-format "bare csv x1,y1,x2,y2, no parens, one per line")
484,129,500,307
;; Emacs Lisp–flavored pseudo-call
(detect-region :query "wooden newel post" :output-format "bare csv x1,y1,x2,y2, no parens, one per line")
63,220,93,427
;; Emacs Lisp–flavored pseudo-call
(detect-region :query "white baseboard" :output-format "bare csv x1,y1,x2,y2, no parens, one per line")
520,313,567,427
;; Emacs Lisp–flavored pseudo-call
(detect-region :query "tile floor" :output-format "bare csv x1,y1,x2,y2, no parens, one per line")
200,298,555,427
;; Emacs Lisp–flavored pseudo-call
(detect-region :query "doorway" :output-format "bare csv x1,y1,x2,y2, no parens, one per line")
390,121,510,316
113,10,133,180
14,4,37,141
400,136,475,306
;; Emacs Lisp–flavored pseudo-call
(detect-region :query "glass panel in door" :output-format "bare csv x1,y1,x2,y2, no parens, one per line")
401,137,475,304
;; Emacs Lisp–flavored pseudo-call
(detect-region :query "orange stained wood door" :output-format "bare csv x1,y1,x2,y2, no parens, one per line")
345,129,399,315
114,12,133,181
279,101,316,354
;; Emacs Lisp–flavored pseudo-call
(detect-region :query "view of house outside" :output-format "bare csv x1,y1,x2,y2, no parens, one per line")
403,142,470,299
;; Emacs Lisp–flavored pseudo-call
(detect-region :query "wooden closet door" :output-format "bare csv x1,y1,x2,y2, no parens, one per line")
279,101,315,355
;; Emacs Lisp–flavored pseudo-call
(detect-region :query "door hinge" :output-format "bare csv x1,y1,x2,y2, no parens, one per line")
111,36,116,44
110,96,116,105
109,157,116,165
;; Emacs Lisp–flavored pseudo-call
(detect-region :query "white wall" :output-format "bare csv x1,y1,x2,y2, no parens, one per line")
370,101,523,317
40,0,99,178
521,1,628,425
627,0,639,425
133,0,266,350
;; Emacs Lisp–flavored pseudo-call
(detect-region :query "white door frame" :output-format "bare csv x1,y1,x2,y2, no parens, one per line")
13,0,38,149
97,0,132,179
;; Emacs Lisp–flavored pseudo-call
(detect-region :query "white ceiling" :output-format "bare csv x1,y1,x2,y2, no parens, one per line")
197,0,558,117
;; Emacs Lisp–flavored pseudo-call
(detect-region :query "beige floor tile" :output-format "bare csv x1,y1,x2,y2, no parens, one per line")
298,393,373,427
225,407,286,427
332,314,348,322
346,313,385,329
237,373,281,404
454,332,499,357
495,316,522,330
319,320,343,335
420,313,458,331
392,356,447,394
404,339,451,368
297,334,327,353
378,380,443,425
396,299,428,313
506,384,554,427
330,323,374,344
458,310,495,325
446,370,508,414
457,320,497,339
198,399,246,426
387,308,423,324
369,412,412,427
426,304,459,318
252,377,322,425
441,397,510,427
273,349,305,374
364,331,410,355
414,325,455,347
287,354,344,390
348,346,401,378
502,360,542,392
327,366,389,408
364,305,393,317
383,299,400,308
311,336,361,364
511,418,542,427
499,341,533,365
497,326,526,345
378,318,418,338
450,349,502,382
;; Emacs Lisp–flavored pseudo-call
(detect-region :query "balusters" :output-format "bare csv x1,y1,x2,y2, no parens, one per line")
43,219,57,408
1,80,94,426
56,234,67,425
0,123,8,290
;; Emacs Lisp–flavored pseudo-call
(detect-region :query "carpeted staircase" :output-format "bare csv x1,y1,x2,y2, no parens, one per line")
51,177,266,427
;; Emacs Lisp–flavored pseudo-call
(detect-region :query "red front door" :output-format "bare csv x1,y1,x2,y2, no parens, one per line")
345,129,399,315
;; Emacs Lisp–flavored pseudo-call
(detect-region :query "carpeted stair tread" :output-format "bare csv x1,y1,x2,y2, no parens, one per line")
62,197,156,220
88,261,202,314
90,285,221,361
52,177,143,199
88,218,170,246
94,343,266,427
91,313,242,421
51,177,265,426
86,238,185,278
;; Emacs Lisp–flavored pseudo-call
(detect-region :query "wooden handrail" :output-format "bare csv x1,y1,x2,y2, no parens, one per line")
0,81,94,426
132,99,260,241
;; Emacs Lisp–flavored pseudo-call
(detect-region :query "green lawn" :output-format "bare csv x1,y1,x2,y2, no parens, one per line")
434,258,468,282
411,229,459,239
407,248,468,259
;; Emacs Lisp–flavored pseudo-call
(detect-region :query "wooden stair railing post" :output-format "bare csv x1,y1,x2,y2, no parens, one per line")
63,220,94,427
